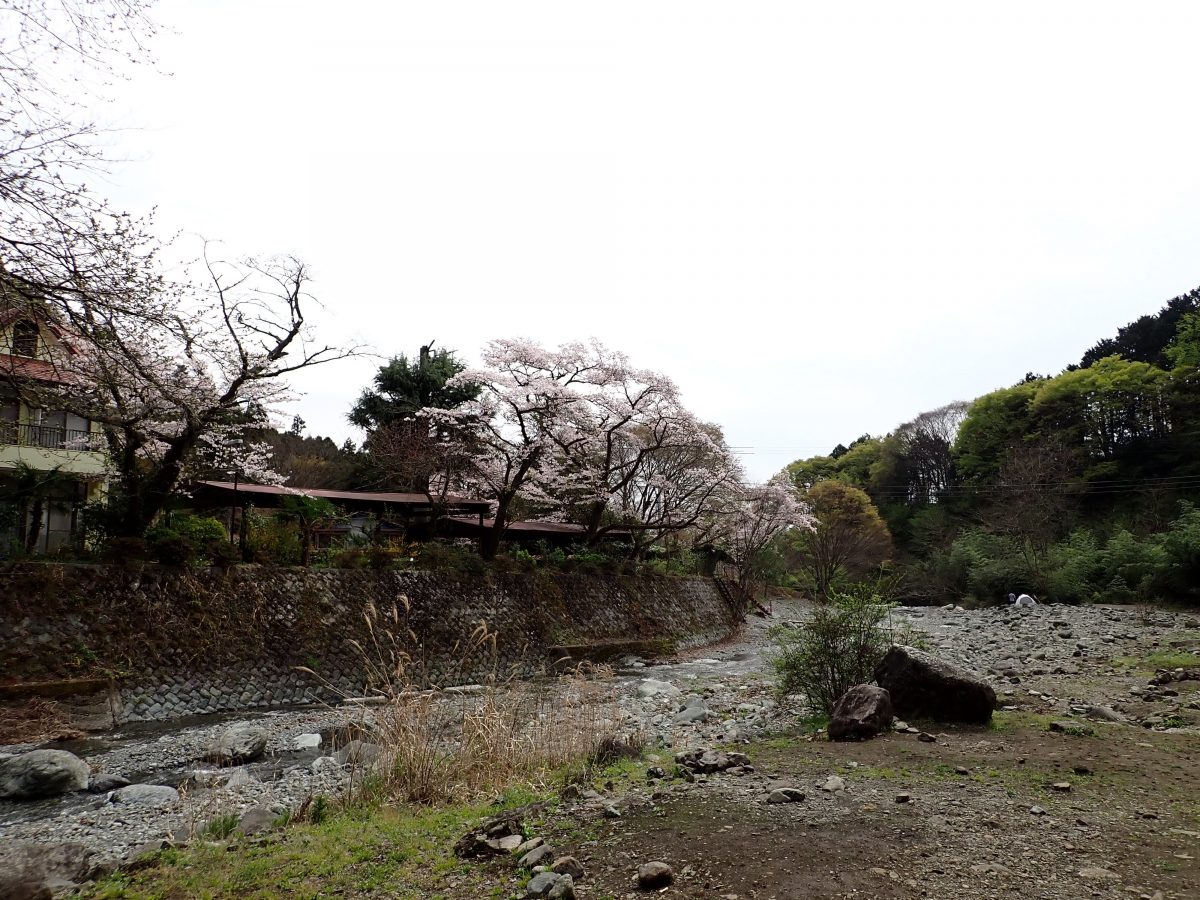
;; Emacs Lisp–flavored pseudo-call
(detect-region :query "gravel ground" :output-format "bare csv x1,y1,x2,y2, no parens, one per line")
3,596,1199,896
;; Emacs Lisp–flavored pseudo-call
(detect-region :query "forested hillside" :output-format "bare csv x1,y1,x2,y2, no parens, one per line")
784,288,1200,605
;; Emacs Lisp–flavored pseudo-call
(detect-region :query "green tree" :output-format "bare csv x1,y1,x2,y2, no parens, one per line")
953,381,1040,484
1165,310,1200,370
1030,356,1170,463
786,481,893,598
349,344,476,431
279,494,338,566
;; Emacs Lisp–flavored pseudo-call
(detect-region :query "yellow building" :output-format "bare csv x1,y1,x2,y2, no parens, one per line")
0,308,108,554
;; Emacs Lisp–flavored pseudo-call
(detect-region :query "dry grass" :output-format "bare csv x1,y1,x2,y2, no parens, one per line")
0,697,83,746
306,596,638,806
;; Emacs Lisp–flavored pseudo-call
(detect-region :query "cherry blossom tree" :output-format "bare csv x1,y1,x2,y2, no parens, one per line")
424,337,746,558
0,5,357,537
422,338,609,558
4,249,350,537
718,474,814,612
543,355,738,547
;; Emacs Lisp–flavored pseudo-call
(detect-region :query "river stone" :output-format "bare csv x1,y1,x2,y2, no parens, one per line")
293,733,322,750
224,767,259,789
767,787,806,804
526,871,573,897
552,856,585,879
637,679,681,700
637,861,674,889
87,773,131,794
0,842,102,897
874,645,997,723
203,724,269,765
672,696,710,724
236,805,277,834
0,749,90,800
112,784,180,805
334,739,381,768
828,684,893,741
520,843,555,867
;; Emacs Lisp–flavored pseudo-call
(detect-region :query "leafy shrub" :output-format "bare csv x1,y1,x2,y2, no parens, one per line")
1161,501,1200,603
146,533,196,567
333,548,368,569
145,515,231,567
245,510,302,565
415,541,487,574
771,588,894,715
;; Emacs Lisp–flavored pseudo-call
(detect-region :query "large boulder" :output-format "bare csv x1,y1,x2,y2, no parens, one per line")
828,684,894,741
874,645,996,724
0,842,103,898
203,724,269,765
0,750,90,800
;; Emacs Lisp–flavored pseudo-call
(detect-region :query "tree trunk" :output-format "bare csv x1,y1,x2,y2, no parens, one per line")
22,497,44,554
480,495,512,560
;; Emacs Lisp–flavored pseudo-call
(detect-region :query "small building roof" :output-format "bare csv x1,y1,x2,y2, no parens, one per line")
191,481,491,512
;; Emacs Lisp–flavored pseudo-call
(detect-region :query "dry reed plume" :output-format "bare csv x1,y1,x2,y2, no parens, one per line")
305,596,637,806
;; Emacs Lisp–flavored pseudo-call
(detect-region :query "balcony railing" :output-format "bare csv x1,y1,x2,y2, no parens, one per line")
0,423,96,451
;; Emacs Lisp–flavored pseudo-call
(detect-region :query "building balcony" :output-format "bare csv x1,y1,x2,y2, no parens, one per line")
0,423,107,477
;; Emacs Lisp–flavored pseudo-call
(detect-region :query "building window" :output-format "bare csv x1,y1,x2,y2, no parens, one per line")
11,320,38,357
0,399,16,444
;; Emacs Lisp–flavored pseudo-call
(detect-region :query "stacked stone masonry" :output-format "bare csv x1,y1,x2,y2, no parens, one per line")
0,565,735,723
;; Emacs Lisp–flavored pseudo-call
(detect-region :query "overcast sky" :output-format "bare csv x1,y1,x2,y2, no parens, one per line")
99,1,1200,480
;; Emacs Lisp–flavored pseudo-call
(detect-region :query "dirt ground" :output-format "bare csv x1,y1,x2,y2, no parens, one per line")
526,713,1199,899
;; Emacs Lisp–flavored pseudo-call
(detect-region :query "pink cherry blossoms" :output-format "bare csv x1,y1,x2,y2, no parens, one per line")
422,338,812,566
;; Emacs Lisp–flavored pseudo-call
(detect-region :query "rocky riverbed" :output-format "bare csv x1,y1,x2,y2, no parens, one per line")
2,599,1199,898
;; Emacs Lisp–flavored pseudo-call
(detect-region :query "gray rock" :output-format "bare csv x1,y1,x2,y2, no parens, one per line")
767,787,805,804
488,834,524,853
311,756,343,775
828,684,893,741
672,696,710,724
0,842,102,898
87,773,131,794
874,645,997,723
637,861,674,889
1078,866,1119,880
526,871,573,897
637,679,681,699
0,750,90,800
0,844,105,897
674,748,749,774
292,733,322,750
515,837,544,855
1084,705,1125,722
552,855,585,880
203,724,269,765
520,843,555,867
236,805,276,834
224,767,259,789
112,784,180,805
819,775,846,792
333,739,381,768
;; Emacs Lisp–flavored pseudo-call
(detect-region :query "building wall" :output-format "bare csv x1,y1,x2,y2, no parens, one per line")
0,565,737,723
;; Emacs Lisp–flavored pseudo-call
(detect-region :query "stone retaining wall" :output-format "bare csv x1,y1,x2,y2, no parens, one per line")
0,565,735,724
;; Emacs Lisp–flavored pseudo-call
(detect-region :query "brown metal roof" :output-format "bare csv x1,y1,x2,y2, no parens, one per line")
447,516,585,534
195,481,490,510
447,517,631,537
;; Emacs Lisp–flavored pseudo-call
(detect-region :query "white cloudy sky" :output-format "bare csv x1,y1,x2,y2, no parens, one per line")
98,1,1200,480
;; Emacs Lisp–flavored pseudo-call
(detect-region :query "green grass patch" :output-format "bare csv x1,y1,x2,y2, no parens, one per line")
82,788,550,900
1111,651,1200,673
987,710,1058,733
